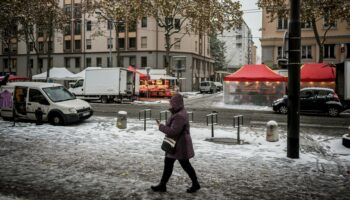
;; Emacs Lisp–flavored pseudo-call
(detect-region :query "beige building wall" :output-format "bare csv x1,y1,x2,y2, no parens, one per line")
261,8,350,67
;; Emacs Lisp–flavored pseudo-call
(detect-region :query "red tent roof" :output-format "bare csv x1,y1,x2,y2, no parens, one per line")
300,63,336,82
127,66,149,80
224,64,287,82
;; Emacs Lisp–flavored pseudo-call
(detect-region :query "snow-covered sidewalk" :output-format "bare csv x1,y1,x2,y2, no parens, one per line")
0,117,349,200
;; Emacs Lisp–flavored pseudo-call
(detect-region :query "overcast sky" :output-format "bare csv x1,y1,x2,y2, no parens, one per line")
239,0,262,63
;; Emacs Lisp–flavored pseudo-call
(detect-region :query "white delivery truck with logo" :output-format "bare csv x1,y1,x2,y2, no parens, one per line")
68,67,139,103
0,82,93,125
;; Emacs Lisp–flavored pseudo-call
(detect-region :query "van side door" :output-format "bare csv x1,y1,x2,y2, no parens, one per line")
14,86,28,118
26,88,50,121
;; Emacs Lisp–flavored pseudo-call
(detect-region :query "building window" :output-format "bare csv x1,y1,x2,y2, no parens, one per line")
301,21,311,29
118,22,125,32
129,38,136,48
128,21,136,32
75,57,80,68
107,21,113,30
86,57,91,67
195,41,198,52
65,24,71,35
30,59,34,69
38,58,43,70
37,27,44,37
74,4,81,18
86,21,92,31
141,57,147,68
174,38,180,50
107,57,112,67
75,40,81,50
86,39,91,49
118,38,125,49
64,5,72,16
65,57,70,68
141,37,147,48
301,45,312,59
346,43,350,58
38,42,44,52
74,20,81,35
277,46,283,58
96,57,102,67
29,42,34,52
11,59,17,69
323,15,336,29
277,17,288,30
3,59,8,69
236,43,242,48
65,40,71,50
175,18,181,29
107,38,113,49
129,56,136,67
141,17,147,28
323,44,335,59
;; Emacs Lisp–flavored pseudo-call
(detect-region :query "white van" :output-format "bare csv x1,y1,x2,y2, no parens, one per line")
0,82,93,125
199,81,217,93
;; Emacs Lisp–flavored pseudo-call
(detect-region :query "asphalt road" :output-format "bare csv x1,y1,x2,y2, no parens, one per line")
90,93,350,131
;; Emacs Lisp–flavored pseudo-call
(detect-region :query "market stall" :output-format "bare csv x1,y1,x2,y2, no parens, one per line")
137,69,177,98
301,63,336,89
224,64,287,106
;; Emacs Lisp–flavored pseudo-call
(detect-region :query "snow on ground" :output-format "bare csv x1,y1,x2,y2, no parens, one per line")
212,101,272,111
0,117,349,199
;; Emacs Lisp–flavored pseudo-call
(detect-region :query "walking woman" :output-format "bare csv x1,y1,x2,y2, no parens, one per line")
151,93,200,193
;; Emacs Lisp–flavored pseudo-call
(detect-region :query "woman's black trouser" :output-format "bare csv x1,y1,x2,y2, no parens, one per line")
160,157,198,185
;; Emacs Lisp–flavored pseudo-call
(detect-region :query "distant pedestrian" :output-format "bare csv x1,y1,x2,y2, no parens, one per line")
151,93,200,193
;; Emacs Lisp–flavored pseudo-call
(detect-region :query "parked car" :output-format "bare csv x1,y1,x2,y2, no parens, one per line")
214,82,223,91
0,82,93,125
199,81,217,93
272,87,343,117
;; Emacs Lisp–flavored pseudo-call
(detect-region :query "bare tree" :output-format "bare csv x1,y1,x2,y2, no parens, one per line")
83,0,145,67
143,0,243,74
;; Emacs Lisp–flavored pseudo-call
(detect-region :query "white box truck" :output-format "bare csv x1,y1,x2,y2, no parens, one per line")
68,67,139,103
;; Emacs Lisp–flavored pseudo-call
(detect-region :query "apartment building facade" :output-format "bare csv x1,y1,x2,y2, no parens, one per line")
218,21,254,71
260,8,350,67
0,0,214,92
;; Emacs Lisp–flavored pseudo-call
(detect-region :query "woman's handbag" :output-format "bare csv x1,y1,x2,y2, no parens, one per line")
161,136,176,154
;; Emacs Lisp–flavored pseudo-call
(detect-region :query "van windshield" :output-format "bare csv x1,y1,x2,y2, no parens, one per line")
43,86,76,102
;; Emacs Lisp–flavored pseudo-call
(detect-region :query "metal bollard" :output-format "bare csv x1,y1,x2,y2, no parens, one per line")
139,109,151,131
159,110,170,122
187,111,194,122
35,107,43,125
266,120,279,142
206,111,218,137
233,115,243,144
116,111,127,129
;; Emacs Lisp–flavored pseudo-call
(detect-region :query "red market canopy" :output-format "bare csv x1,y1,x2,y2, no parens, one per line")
0,74,29,81
127,66,149,80
224,64,287,82
300,63,336,82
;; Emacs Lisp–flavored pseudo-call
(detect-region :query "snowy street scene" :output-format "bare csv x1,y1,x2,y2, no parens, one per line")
0,116,349,200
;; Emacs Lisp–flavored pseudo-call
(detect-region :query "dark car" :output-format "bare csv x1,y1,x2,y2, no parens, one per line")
272,87,343,117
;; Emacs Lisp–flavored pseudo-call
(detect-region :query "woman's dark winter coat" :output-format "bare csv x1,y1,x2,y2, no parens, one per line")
159,94,194,160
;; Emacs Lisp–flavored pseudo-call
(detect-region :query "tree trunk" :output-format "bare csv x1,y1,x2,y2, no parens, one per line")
311,18,323,63
115,24,121,67
46,22,53,82
25,32,32,79
165,32,171,75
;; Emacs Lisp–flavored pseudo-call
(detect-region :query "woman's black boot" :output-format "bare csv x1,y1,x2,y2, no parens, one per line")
151,183,167,192
186,181,200,193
